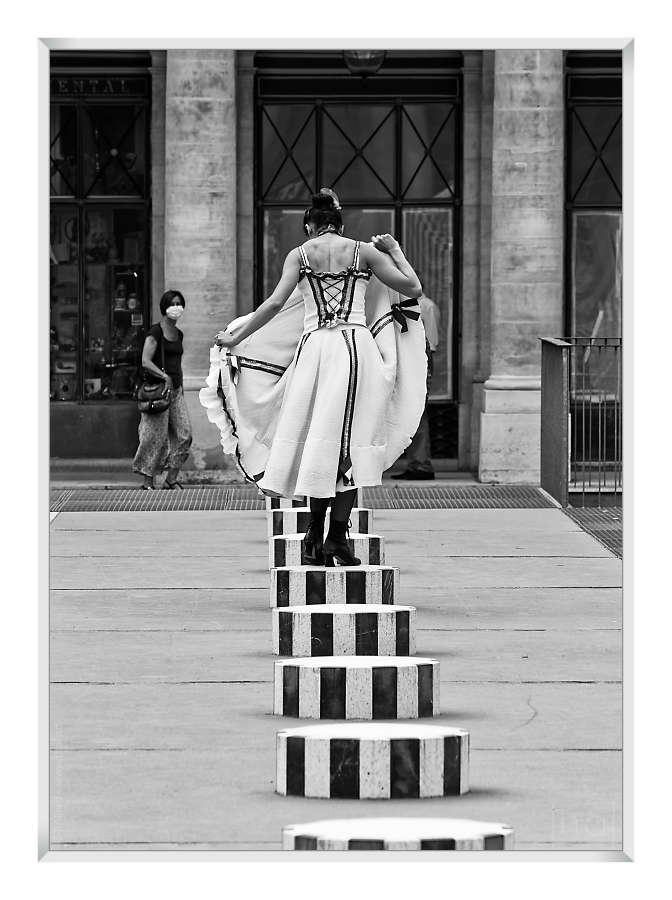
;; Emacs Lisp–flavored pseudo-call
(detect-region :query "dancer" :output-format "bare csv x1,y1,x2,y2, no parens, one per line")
201,189,426,566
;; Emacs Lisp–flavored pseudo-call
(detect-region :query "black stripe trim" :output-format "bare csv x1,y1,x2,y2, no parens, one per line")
370,311,394,338
285,736,305,796
278,611,293,656
274,538,286,568
320,667,346,719
417,663,434,717
237,357,287,377
372,666,397,719
276,569,290,607
355,612,378,655
345,569,366,603
305,569,326,604
382,568,395,604
348,839,385,850
339,329,358,486
311,612,334,656
395,610,410,655
294,835,317,850
282,665,299,717
330,738,359,798
390,738,420,798
216,370,258,485
484,835,505,850
443,735,462,795
420,839,456,850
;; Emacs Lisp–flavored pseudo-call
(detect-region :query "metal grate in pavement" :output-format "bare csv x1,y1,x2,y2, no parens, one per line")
563,506,623,558
50,484,554,513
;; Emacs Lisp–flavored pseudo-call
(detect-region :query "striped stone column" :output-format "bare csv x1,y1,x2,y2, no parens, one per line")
283,817,514,850
269,532,384,568
272,605,415,657
276,722,469,798
479,50,564,483
270,565,399,607
274,656,440,719
267,507,372,538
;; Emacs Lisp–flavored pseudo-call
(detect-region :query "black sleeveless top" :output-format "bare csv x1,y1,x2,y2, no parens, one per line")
146,323,184,388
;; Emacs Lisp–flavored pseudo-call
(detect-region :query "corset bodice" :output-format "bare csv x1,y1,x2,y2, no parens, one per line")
297,241,371,333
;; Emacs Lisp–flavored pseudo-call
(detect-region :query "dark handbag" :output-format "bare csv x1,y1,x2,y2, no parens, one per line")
137,328,172,414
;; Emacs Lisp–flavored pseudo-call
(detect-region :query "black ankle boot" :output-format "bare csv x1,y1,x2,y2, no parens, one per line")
323,519,361,567
303,500,328,565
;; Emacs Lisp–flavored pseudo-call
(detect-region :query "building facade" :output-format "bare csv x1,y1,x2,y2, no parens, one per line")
49,49,622,482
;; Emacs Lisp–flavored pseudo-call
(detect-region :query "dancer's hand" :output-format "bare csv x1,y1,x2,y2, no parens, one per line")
371,233,400,254
214,330,238,349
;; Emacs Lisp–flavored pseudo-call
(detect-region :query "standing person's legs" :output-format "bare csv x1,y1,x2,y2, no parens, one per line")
394,345,435,478
303,496,331,564
164,388,193,487
133,410,170,488
331,488,357,524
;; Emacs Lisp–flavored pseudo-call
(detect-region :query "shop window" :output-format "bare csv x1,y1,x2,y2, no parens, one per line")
50,67,150,402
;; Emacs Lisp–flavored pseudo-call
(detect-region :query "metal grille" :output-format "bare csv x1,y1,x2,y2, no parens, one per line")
563,506,623,558
49,484,554,513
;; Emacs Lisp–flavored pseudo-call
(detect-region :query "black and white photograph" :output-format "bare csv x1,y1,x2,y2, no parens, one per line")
40,35,630,865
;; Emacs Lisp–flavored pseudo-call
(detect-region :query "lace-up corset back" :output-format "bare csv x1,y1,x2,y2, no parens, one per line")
298,240,371,333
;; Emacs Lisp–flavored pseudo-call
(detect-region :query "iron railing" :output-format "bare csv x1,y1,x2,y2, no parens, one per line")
540,337,622,507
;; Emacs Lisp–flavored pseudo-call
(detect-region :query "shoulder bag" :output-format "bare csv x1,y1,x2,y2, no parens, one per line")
137,328,172,414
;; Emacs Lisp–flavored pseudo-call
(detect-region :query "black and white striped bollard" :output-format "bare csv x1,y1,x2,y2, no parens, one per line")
276,722,469,798
282,817,513,850
269,532,384,568
270,565,399,608
274,656,440,719
272,604,415,657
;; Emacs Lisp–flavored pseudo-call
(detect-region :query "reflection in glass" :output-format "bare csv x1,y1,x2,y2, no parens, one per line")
82,104,146,196
402,207,454,398
83,208,147,399
572,211,622,341
50,208,80,400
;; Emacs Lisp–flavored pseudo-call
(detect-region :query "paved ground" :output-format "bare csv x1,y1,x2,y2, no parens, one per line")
49,504,622,853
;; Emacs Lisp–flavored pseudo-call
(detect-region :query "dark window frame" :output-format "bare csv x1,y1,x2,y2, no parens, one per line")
49,56,152,404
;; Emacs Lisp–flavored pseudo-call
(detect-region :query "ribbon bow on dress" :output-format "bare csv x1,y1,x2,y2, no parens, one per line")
391,297,421,333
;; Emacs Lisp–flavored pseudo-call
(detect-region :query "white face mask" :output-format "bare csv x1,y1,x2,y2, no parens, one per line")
166,306,184,320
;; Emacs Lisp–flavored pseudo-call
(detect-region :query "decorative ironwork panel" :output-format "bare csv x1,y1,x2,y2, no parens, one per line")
261,105,316,201
50,105,78,196
322,104,395,201
402,104,456,200
82,104,147,197
569,105,622,205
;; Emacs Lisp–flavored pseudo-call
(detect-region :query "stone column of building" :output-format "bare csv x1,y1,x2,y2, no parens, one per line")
164,50,240,475
478,50,564,483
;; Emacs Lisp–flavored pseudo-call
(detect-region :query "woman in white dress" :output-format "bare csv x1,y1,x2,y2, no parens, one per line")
205,189,424,566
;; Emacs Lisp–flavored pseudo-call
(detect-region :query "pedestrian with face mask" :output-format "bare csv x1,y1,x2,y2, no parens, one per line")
133,289,193,489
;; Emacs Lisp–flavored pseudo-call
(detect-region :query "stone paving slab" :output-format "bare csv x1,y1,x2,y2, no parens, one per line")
50,526,612,559
50,628,620,684
50,555,622,591
50,587,621,632
50,682,622,751
49,505,623,852
49,748,621,846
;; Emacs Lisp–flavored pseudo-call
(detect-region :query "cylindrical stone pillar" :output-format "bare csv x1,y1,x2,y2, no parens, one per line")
164,50,240,476
479,50,564,483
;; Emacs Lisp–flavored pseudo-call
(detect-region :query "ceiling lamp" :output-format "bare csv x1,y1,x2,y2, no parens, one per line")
343,50,386,77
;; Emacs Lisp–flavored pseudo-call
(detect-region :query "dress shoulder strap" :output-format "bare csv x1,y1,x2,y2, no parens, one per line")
351,240,361,271
297,245,310,270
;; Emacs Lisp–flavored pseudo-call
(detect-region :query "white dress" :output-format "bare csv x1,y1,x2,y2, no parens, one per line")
199,241,427,498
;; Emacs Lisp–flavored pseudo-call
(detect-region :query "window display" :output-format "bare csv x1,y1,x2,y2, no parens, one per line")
50,72,150,402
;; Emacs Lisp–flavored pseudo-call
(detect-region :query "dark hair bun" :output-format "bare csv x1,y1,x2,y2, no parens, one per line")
311,188,340,210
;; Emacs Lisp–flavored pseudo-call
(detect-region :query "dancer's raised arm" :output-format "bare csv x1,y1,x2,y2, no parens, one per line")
360,234,422,298
215,249,301,348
